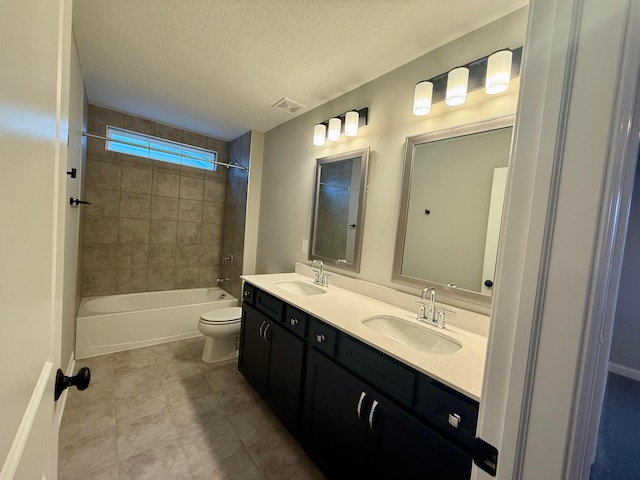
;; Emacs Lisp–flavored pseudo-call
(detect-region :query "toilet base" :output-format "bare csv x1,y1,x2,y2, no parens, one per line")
201,336,238,364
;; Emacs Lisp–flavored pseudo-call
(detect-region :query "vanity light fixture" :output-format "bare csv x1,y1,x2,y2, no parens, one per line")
413,81,434,116
328,118,341,142
412,46,522,116
313,124,327,146
445,67,469,106
344,111,359,137
486,49,513,94
312,107,369,146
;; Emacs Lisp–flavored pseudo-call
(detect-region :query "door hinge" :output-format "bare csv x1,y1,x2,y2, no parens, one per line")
473,437,498,476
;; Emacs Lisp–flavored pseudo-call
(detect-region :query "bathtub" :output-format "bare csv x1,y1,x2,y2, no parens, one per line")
75,288,238,358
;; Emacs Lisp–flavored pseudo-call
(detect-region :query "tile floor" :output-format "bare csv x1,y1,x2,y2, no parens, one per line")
58,336,325,479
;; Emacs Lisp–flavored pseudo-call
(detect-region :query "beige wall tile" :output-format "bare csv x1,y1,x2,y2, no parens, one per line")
177,222,202,245
198,267,215,287
176,245,200,267
204,180,226,204
202,203,223,225
84,244,118,270
201,223,222,245
85,188,120,217
205,167,227,184
86,160,121,191
117,244,149,269
150,196,179,221
175,267,199,289
180,165,206,179
155,123,182,143
152,160,181,174
148,244,176,267
84,217,119,244
182,131,208,149
150,220,177,245
147,268,175,291
88,105,123,133
123,114,155,136
121,155,153,170
120,192,151,219
179,176,204,200
121,166,152,194
117,269,147,293
178,199,203,223
152,171,180,197
119,218,150,244
83,269,117,296
200,244,221,267
87,136,121,164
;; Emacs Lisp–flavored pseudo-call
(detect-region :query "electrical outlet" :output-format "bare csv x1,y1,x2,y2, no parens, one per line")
301,238,308,254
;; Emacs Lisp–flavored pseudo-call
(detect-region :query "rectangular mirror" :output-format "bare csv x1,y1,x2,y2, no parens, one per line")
309,147,370,273
393,116,513,307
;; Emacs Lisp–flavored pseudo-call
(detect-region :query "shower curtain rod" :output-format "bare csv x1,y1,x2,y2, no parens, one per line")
82,132,249,171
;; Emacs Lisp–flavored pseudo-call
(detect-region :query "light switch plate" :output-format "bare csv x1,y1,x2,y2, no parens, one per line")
301,238,308,254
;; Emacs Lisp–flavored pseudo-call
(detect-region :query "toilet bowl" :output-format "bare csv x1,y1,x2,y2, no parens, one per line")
198,306,242,363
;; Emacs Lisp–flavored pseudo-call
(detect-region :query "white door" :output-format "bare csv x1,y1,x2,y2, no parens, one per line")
0,0,72,479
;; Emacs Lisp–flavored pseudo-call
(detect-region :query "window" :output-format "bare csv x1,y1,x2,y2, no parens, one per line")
106,126,217,171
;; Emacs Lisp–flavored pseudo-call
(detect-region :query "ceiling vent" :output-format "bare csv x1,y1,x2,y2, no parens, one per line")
272,97,305,114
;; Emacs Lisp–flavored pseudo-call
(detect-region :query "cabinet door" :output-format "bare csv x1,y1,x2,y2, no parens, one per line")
262,320,304,434
238,303,267,391
302,349,368,479
366,391,472,480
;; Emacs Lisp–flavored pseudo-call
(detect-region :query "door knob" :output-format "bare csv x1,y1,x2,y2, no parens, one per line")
54,367,91,401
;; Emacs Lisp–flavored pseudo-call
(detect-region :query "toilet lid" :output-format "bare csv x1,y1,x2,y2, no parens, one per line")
201,306,242,324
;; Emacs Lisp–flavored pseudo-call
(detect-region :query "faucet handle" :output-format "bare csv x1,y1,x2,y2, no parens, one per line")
411,299,427,320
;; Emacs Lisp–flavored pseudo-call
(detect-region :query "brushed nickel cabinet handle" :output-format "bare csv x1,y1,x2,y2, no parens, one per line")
356,391,367,420
369,400,379,430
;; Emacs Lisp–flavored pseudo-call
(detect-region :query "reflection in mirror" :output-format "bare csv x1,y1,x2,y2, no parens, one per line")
393,117,513,307
309,148,370,273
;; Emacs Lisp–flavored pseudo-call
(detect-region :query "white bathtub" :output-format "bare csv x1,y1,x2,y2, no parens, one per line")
75,288,238,358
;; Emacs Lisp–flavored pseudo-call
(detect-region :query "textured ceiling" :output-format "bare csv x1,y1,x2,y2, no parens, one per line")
73,0,528,141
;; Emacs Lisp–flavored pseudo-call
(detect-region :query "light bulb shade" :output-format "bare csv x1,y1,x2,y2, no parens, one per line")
446,67,469,106
413,81,433,116
313,124,326,146
344,111,359,137
328,118,341,141
486,50,513,94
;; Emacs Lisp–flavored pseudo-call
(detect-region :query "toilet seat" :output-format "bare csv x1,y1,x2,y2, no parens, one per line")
200,306,242,325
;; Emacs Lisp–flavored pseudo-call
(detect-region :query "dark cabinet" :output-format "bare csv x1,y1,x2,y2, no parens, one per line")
238,303,304,434
303,348,472,480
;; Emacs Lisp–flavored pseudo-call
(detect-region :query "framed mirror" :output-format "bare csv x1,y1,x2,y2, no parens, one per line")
309,147,370,273
393,116,514,307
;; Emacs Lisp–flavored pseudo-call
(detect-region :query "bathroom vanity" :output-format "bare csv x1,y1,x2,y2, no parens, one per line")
238,272,487,480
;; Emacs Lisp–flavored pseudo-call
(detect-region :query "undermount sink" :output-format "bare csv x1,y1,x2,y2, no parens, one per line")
362,315,462,355
274,280,326,296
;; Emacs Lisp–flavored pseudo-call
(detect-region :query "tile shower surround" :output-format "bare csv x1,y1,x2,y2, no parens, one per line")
82,105,234,297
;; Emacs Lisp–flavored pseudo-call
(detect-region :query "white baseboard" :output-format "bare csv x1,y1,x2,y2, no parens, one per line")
55,351,76,430
608,362,640,382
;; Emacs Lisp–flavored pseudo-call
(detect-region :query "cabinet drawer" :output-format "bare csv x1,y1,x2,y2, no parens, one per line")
414,376,479,450
255,289,284,322
337,336,415,407
308,319,337,357
284,305,308,339
242,283,255,304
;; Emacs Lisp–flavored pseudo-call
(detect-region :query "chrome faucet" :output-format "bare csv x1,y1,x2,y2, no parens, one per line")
415,287,445,328
311,260,328,287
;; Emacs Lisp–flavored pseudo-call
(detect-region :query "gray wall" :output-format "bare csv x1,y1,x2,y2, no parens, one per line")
81,105,230,296
258,9,527,307
611,158,640,373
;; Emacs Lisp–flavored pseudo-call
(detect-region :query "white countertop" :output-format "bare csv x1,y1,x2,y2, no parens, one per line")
241,272,487,402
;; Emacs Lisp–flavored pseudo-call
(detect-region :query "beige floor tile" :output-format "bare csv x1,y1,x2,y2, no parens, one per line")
191,447,262,480
163,372,214,404
114,346,156,375
66,371,115,408
115,384,170,424
169,392,227,434
215,381,261,415
114,365,162,400
58,424,117,479
74,353,114,380
60,398,116,446
118,439,192,480
116,408,180,462
180,415,245,474
59,461,119,480
227,399,286,448
156,358,200,382
184,335,206,358
152,341,193,364
202,362,245,392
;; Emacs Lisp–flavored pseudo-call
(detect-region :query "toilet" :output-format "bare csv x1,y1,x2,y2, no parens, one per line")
198,306,242,363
